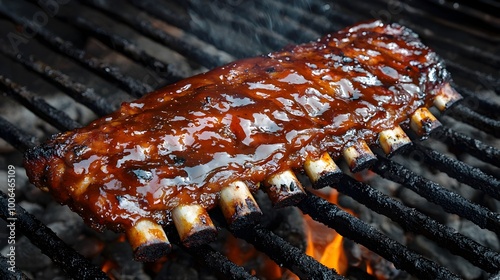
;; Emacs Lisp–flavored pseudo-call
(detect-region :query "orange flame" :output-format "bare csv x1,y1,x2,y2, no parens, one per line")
303,188,349,275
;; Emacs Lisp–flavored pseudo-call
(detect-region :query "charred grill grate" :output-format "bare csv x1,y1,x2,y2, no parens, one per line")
0,0,499,279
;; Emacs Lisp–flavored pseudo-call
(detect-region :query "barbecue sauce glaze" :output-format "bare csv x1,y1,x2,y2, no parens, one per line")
24,20,450,231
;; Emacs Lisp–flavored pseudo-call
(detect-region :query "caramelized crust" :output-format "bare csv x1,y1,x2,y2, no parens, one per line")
24,20,450,231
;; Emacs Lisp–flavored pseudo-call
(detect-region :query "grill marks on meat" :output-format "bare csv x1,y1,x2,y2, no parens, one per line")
24,20,451,231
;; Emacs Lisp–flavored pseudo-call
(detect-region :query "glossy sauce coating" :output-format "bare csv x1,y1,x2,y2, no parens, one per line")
24,20,450,231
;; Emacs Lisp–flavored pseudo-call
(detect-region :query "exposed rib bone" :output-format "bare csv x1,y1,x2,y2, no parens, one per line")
219,181,262,230
342,140,377,172
410,107,442,137
304,152,343,189
433,83,462,111
378,126,412,156
172,204,217,247
126,219,171,262
263,170,306,207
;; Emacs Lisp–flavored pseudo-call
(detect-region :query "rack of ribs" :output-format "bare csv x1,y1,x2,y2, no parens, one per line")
24,20,461,261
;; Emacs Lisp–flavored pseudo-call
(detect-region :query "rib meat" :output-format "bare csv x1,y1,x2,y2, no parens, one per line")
24,20,452,231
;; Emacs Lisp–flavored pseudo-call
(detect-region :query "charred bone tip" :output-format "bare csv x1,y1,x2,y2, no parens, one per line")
433,83,462,111
126,219,171,262
172,204,218,248
304,152,343,189
378,126,412,157
263,170,306,208
410,107,442,137
343,141,377,172
219,181,262,230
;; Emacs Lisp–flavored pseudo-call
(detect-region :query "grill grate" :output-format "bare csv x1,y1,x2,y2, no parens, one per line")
0,0,499,279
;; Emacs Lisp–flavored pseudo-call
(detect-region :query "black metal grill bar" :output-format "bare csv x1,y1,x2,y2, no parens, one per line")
336,0,494,47
454,85,500,119
224,1,321,43
125,0,264,59
182,244,258,280
423,0,500,28
180,0,292,51
394,21,500,69
371,156,500,233
80,0,235,69
254,0,342,34
0,255,29,279
432,126,500,168
57,15,185,82
276,0,357,27
298,191,461,280
327,0,500,86
444,60,500,93
331,174,500,273
291,0,500,71
281,0,500,70
232,226,344,280
0,76,81,131
0,191,109,280
235,1,321,43
412,144,500,199
385,0,499,45
0,5,152,98
0,116,37,153
159,221,258,279
0,47,114,117
447,103,500,138
465,0,500,10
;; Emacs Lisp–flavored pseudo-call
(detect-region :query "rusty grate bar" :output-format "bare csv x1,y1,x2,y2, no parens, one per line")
298,191,461,280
